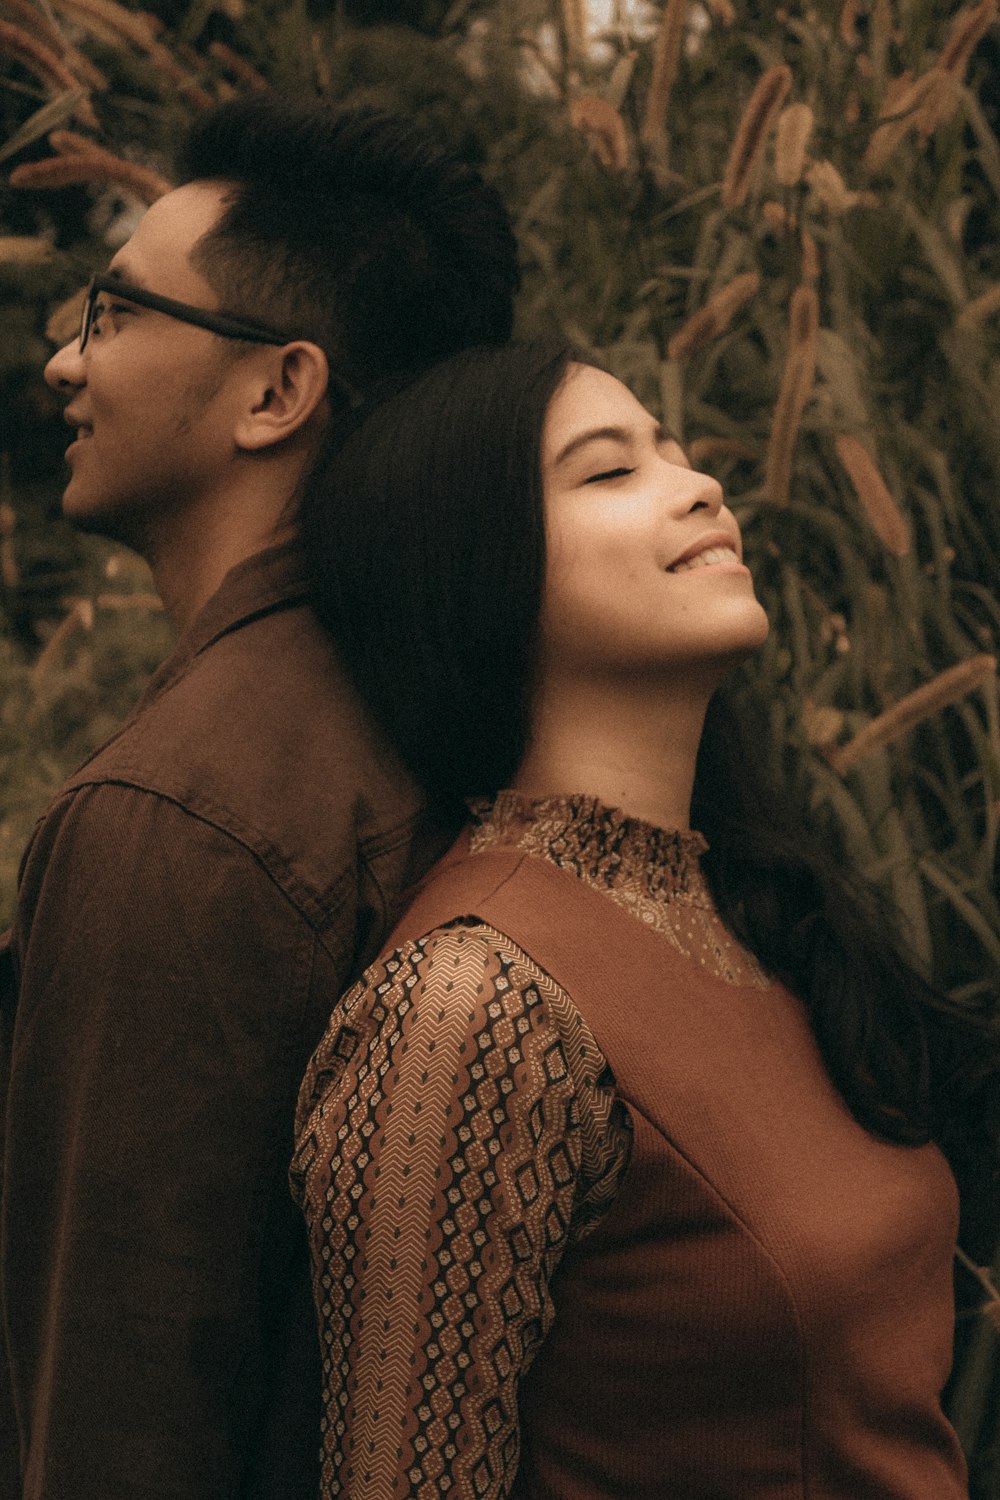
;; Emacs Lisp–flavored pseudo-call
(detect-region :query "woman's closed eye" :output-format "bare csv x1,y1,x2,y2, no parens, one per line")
584,466,636,484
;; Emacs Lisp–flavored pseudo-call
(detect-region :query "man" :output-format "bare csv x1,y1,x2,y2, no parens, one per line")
0,96,518,1498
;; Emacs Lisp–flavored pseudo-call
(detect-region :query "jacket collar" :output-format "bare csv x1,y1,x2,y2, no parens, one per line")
138,540,311,709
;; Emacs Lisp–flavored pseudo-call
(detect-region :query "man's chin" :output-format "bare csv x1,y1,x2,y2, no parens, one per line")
61,488,147,553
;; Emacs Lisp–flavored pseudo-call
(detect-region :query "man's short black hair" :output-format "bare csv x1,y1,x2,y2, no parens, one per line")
175,95,519,394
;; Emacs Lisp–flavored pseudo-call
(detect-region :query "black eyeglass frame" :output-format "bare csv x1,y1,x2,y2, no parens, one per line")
79,273,292,353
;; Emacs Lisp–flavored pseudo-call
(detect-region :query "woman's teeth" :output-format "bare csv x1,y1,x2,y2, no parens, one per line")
669,545,740,572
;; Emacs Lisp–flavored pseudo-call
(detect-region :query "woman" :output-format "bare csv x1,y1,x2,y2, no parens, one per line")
291,342,997,1499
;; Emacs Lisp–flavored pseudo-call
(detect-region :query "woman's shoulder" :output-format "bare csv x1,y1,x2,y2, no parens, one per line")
313,916,574,1072
292,915,626,1212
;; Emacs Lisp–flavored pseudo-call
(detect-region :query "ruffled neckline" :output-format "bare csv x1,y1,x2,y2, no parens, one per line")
467,790,710,906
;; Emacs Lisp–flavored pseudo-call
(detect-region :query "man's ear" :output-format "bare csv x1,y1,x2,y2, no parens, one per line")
234,341,330,451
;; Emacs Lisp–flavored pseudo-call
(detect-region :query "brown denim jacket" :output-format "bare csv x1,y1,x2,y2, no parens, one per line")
0,542,439,1499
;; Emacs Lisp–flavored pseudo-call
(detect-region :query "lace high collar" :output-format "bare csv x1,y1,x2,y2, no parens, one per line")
468,791,710,906
467,790,768,988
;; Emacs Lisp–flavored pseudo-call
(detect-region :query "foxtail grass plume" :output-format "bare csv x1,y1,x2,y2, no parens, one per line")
0,235,53,263
722,64,792,207
687,436,759,466
830,655,997,773
570,96,630,170
47,130,171,198
48,0,213,108
774,103,814,187
957,281,1000,329
839,0,861,47
560,0,588,62
916,3,998,137
864,70,938,170
10,138,171,204
762,199,792,233
701,0,736,21
1,0,107,90
45,286,87,346
764,284,819,505
48,0,159,51
641,0,686,152
800,228,821,285
0,21,97,127
834,434,910,555
0,502,17,597
667,272,760,361
939,0,997,75
208,42,268,93
806,159,877,214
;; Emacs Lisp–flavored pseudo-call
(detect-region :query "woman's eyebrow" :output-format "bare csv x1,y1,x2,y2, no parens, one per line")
552,421,674,468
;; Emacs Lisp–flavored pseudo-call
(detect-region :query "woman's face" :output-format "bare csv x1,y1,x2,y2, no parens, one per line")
538,364,769,678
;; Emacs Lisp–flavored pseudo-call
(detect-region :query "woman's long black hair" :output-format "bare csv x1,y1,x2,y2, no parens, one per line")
301,341,999,1178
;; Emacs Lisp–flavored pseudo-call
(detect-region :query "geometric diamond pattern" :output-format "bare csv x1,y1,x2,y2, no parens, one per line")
291,920,632,1497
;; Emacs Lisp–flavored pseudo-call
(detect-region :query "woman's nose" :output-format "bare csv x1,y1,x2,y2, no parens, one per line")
44,338,85,392
667,461,724,517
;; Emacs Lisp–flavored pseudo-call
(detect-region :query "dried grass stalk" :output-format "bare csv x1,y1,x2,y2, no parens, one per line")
640,0,686,150
0,501,18,595
835,434,911,555
687,435,759,465
764,284,819,506
570,96,630,170
914,0,997,141
46,284,86,345
667,271,760,360
208,41,268,93
48,125,99,154
0,233,52,262
701,0,735,22
839,0,860,46
47,130,172,199
806,159,877,213
48,0,155,52
0,0,107,88
957,281,1000,328
0,19,97,126
560,0,588,62
94,591,164,611
48,0,213,108
10,151,171,203
940,0,997,74
802,701,846,749
762,199,792,233
800,227,821,285
774,102,814,187
829,655,997,773
864,70,937,170
722,64,792,208
30,598,95,687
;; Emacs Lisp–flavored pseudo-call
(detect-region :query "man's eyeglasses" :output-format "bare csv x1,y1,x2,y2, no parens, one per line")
78,273,292,353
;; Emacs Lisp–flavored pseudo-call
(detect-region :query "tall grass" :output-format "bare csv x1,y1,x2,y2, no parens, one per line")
1,0,998,1485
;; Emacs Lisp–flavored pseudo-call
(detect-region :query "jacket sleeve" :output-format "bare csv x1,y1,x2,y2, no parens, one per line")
291,922,630,1500
2,781,337,1499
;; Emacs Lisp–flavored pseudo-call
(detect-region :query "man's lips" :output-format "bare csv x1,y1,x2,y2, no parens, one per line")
63,415,93,452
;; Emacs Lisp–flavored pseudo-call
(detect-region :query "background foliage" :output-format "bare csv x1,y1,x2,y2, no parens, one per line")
1,0,998,1487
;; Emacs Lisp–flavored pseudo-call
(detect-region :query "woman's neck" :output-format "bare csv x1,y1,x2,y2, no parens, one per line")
513,669,716,833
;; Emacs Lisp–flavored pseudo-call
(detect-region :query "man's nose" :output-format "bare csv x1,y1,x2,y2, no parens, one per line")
44,338,85,392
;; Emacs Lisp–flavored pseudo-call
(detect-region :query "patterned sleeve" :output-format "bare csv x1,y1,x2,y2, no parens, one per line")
290,920,631,1500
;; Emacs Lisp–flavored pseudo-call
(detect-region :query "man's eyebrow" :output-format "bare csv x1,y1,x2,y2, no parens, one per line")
551,421,674,468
